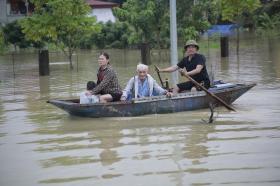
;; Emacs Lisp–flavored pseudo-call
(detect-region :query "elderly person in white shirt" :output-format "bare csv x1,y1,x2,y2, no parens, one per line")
121,64,172,101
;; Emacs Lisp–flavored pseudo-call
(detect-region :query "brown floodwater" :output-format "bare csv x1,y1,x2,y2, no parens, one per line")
0,36,280,186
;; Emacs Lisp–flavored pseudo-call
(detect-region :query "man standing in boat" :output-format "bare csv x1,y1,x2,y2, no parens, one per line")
157,40,210,93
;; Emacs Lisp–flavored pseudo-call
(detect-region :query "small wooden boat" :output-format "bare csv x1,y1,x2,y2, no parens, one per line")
47,82,256,118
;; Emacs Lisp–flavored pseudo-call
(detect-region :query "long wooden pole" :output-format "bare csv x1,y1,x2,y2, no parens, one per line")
154,65,164,87
183,73,236,112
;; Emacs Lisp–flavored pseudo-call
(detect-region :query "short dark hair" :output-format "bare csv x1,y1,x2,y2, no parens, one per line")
87,81,96,90
100,52,109,60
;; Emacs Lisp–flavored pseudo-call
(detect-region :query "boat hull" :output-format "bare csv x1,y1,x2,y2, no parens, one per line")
48,83,255,117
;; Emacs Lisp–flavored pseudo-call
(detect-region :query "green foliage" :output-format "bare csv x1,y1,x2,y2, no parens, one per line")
182,26,199,41
89,21,131,49
260,0,280,16
114,0,169,48
219,0,260,24
0,28,6,54
255,13,280,36
20,0,101,69
257,13,280,29
2,20,32,49
176,0,214,41
113,0,221,49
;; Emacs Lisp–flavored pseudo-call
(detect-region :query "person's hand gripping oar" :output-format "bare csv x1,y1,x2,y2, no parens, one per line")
178,68,236,112
154,65,164,88
155,65,173,98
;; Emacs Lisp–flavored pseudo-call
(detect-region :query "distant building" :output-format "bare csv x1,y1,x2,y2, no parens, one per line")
0,0,119,26
86,0,119,23
0,0,34,25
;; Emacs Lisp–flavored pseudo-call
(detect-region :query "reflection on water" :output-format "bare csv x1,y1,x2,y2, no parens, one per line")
0,37,280,185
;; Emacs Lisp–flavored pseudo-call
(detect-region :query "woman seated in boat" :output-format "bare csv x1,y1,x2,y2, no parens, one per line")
121,64,172,101
91,52,122,103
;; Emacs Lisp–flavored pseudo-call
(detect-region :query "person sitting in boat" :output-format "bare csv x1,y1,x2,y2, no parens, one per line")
121,64,172,101
157,39,210,93
80,81,99,104
91,52,122,103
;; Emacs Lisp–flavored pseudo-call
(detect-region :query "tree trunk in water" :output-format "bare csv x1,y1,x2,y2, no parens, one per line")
220,36,229,57
38,49,50,76
140,43,151,65
69,54,73,70
12,52,15,78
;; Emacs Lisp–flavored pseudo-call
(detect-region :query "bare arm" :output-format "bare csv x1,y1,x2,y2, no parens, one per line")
179,65,203,77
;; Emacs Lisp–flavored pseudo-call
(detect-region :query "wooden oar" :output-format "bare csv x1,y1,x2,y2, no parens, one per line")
182,72,236,112
154,65,164,87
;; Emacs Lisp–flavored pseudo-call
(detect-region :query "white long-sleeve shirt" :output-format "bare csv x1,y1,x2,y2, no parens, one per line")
122,74,167,100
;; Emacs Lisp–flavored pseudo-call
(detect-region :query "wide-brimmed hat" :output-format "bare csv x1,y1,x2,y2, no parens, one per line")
184,40,199,50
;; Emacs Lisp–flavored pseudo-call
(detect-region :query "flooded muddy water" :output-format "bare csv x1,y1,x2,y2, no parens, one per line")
0,37,280,185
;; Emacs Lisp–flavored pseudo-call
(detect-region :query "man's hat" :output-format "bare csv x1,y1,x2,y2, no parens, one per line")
184,40,199,50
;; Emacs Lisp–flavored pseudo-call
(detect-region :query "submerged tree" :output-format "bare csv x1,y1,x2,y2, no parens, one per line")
20,0,101,69
0,28,6,54
90,21,131,49
175,0,222,47
255,12,280,36
114,0,169,64
2,21,32,51
218,0,260,53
